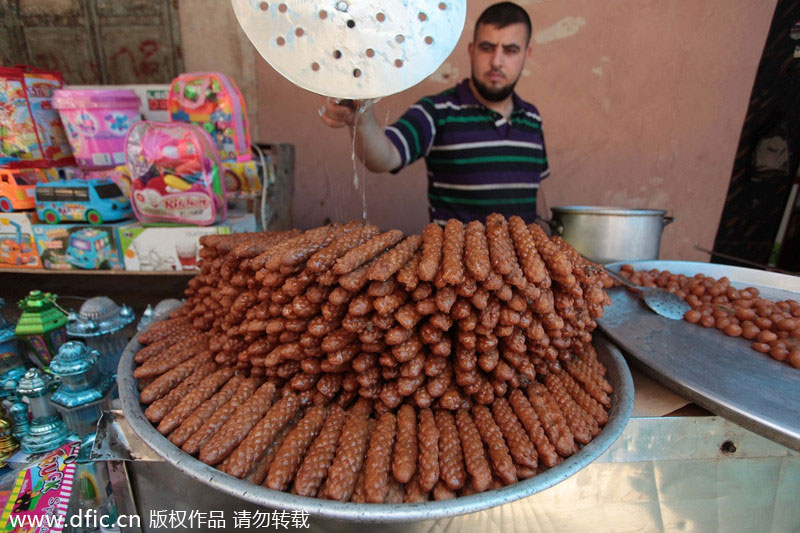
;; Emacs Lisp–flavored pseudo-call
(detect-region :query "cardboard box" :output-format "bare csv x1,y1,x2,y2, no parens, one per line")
0,212,42,269
33,222,126,270
117,212,255,271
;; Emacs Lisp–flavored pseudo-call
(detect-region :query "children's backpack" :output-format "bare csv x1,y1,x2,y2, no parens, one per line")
0,65,74,168
168,72,252,163
125,121,226,226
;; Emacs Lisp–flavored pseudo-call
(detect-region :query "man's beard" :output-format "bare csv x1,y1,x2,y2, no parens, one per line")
472,71,519,102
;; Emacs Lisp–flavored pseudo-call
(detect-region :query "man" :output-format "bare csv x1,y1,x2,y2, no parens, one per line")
319,2,548,224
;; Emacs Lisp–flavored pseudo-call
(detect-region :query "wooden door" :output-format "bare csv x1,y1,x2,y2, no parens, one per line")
0,0,183,84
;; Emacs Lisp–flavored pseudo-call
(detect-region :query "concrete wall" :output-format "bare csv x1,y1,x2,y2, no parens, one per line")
189,1,776,261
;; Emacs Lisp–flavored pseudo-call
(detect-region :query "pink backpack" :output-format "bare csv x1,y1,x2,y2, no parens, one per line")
125,121,227,225
168,72,251,163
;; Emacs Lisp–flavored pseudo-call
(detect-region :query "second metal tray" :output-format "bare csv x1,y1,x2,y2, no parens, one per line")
599,260,800,451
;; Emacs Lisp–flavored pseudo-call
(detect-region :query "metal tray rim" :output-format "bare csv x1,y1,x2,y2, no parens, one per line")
118,332,633,521
603,260,800,291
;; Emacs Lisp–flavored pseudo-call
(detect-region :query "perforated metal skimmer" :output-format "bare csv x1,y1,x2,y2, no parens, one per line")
605,269,692,320
231,0,467,99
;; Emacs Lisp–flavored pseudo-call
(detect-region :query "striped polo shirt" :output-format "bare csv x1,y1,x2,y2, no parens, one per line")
385,78,549,225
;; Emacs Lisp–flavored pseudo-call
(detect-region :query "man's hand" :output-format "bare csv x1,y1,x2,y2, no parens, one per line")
318,98,359,128
316,97,401,173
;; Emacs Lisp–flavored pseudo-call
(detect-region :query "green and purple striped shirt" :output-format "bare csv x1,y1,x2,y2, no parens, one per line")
386,78,549,225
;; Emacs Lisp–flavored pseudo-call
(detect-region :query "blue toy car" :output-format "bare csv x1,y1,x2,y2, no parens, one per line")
65,228,114,269
36,179,131,224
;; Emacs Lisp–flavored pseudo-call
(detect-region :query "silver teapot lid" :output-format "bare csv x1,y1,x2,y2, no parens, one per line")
67,296,135,337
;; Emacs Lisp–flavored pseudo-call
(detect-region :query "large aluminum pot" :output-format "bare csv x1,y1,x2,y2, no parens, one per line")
549,206,674,264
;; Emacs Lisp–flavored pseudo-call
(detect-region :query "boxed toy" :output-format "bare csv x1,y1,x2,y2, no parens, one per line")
0,212,42,269
69,84,170,122
53,88,142,169
0,66,74,168
118,212,255,271
0,441,81,527
32,222,126,270
222,159,260,197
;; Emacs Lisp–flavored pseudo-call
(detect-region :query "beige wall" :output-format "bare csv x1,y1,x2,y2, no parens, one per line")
179,0,259,138
190,1,776,261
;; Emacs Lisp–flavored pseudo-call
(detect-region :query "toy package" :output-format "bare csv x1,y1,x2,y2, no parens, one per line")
222,159,261,197
33,223,125,270
168,72,251,163
125,121,226,225
0,66,74,168
40,166,82,182
0,212,42,269
0,441,80,533
68,83,170,121
52,89,141,169
117,212,255,271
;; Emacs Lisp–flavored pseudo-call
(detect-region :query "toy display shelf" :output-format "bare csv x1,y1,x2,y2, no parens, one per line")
2,271,191,319
0,268,194,276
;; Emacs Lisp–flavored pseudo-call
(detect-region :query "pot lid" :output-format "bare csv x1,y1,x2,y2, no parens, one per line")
49,341,98,377
17,368,55,398
0,367,27,398
551,206,668,216
153,299,183,321
15,291,67,335
67,296,135,337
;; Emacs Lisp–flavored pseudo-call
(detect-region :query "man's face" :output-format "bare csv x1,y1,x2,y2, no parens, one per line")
469,22,531,102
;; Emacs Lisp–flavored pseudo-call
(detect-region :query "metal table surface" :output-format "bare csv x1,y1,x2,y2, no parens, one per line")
599,260,800,452
102,414,800,532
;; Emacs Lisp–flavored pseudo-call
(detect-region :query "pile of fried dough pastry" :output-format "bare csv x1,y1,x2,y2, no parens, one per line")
133,214,615,503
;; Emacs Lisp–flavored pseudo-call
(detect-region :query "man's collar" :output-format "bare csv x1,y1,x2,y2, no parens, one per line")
511,91,526,116
455,78,479,105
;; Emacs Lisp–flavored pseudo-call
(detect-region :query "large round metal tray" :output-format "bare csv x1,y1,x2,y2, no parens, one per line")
599,260,800,451
119,331,633,521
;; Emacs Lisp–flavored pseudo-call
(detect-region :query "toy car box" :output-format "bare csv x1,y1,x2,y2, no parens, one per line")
32,221,126,270
117,212,255,271
0,212,42,269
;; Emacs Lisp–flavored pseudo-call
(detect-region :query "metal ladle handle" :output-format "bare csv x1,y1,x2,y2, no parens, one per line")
603,268,639,290
535,215,564,235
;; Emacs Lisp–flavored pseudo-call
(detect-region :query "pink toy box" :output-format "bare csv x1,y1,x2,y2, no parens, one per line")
125,121,227,226
168,72,251,163
0,66,75,168
52,89,141,169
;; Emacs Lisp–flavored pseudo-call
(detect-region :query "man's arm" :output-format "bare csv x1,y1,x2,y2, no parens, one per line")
319,98,402,173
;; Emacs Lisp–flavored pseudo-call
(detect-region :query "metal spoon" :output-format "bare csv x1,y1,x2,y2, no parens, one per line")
604,268,691,320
